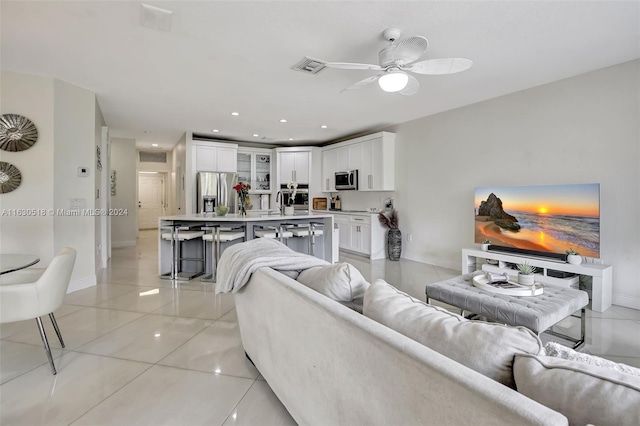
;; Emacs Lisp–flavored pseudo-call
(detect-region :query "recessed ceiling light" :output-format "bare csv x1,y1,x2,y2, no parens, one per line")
280,119,287,123
144,130,151,134
321,125,328,129
151,143,159,147
288,138,295,141
253,134,259,137
231,112,240,116
212,129,219,133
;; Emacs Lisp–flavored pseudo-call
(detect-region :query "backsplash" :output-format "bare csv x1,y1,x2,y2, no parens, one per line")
332,191,396,212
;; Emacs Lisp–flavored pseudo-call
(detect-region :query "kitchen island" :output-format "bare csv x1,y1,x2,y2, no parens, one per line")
158,213,335,279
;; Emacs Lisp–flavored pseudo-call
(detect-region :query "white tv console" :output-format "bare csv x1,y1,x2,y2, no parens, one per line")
462,248,613,312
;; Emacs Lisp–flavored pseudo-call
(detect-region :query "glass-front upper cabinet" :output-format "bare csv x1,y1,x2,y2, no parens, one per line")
237,149,272,193
237,152,252,185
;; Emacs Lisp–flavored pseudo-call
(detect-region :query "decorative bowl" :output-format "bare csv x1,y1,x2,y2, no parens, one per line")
215,205,228,216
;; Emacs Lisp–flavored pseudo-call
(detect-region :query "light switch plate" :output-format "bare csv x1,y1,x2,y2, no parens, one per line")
78,167,89,177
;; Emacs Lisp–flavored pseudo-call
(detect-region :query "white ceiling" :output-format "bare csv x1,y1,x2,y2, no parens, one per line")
2,1,638,151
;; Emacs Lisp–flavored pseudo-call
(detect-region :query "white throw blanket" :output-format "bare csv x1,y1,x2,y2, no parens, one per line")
215,238,329,293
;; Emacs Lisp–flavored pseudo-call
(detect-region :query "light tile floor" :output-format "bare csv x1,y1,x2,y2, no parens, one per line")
1,230,639,425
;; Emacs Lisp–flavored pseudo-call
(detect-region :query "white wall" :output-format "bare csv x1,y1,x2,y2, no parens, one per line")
1,71,99,291
0,71,55,260
52,79,97,289
390,60,639,309
172,134,187,215
111,138,137,247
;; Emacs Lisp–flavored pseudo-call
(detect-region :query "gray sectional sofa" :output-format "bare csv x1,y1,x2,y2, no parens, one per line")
234,267,640,426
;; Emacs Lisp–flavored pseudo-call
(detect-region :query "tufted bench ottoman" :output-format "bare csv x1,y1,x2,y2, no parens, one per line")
426,275,589,349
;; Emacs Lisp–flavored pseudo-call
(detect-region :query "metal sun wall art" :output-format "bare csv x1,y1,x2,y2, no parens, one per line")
0,114,39,152
0,162,22,194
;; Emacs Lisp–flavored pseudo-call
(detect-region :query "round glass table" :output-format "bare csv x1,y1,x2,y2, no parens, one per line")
0,254,40,275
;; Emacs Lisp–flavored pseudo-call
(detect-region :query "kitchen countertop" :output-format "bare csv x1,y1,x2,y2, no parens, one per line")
160,213,333,222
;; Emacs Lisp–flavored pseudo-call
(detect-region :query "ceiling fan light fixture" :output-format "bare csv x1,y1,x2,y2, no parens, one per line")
378,71,409,92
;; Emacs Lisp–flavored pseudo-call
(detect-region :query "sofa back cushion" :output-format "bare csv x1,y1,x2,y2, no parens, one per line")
514,354,640,426
363,279,543,388
297,263,369,302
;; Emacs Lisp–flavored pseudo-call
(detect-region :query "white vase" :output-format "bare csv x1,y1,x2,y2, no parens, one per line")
518,273,535,285
481,244,489,252
567,254,582,265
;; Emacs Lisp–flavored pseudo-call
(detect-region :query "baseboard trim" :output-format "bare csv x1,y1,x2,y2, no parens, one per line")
67,275,96,293
112,240,136,248
401,252,460,272
612,292,640,310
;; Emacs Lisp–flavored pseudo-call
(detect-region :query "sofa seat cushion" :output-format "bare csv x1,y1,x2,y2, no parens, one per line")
297,263,369,302
514,354,640,426
364,279,544,388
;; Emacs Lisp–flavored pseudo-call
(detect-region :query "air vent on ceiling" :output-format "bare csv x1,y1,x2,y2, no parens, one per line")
291,57,326,74
139,151,167,163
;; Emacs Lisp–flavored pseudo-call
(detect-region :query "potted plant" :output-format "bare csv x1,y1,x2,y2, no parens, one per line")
481,239,491,251
378,209,401,261
566,248,582,265
516,262,536,285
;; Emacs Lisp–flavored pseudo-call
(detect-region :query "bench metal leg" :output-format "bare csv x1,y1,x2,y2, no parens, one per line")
543,308,586,350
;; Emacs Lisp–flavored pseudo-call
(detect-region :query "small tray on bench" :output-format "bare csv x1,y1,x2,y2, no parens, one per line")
472,275,544,297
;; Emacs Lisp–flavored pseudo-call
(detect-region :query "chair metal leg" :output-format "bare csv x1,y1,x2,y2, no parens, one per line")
49,313,65,348
35,317,57,375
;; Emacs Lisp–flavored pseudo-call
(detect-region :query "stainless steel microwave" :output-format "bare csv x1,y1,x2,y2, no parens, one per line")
335,170,358,190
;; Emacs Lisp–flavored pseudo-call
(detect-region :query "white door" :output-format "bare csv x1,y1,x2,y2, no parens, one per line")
139,174,165,229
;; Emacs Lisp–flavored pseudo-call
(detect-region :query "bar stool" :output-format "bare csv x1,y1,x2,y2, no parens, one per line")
201,225,246,282
160,224,205,281
254,223,294,244
290,222,325,256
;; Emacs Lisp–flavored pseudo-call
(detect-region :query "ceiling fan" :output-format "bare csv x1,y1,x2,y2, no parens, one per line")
323,28,473,96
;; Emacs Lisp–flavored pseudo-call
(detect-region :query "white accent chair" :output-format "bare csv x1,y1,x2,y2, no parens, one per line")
0,247,77,375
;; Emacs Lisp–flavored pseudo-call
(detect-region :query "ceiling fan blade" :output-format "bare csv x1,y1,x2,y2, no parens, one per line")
341,74,382,92
399,74,420,96
325,62,383,71
389,36,429,65
405,58,473,75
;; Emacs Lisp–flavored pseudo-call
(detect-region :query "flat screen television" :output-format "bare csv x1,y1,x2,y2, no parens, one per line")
474,183,600,260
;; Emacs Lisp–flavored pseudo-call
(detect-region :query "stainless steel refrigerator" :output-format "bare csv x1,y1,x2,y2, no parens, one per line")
196,172,238,213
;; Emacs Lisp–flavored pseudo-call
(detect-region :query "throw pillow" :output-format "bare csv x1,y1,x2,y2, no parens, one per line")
363,279,544,388
545,341,640,377
514,354,640,426
297,263,370,302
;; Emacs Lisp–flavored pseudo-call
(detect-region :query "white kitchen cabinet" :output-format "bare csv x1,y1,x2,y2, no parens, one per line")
335,215,351,250
194,143,237,173
277,149,310,185
321,148,337,192
349,216,371,255
320,132,395,192
237,148,272,193
318,211,386,260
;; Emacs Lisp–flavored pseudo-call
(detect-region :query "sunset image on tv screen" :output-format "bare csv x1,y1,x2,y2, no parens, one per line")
474,183,600,258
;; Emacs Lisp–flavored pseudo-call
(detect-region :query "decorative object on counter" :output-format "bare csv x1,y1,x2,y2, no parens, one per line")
234,182,251,216
0,114,38,152
481,239,491,251
566,248,582,265
516,262,537,285
0,161,22,194
312,197,328,210
215,205,229,216
287,181,298,206
96,145,102,171
378,209,401,261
